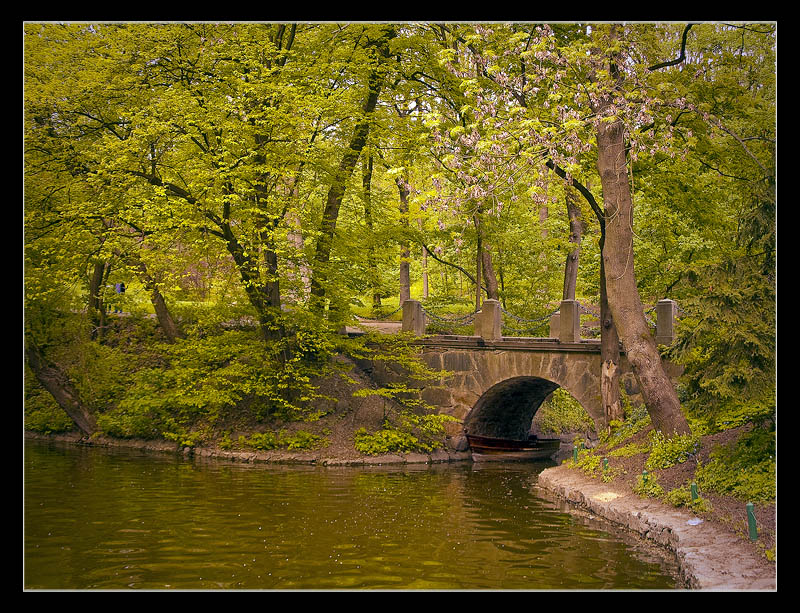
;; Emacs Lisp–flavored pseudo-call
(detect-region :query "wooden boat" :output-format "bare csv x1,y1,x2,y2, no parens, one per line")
466,433,562,462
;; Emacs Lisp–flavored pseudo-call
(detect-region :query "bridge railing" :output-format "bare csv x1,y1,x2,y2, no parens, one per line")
401,298,680,345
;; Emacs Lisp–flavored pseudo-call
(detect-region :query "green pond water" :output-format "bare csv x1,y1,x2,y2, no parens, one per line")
24,440,681,590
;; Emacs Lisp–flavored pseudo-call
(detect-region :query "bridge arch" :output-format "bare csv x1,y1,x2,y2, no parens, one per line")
463,376,561,440
415,344,613,436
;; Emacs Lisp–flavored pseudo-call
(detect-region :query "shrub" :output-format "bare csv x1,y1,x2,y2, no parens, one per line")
663,484,713,514
695,427,775,503
24,382,75,434
96,403,167,439
280,429,327,451
633,471,665,499
354,426,429,455
645,431,700,470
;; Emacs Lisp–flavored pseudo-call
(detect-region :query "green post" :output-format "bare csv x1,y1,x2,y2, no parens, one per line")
603,458,608,471
573,446,578,462
642,470,648,484
690,482,698,501
747,503,758,541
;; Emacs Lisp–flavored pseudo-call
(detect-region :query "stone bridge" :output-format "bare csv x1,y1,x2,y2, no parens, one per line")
352,298,681,442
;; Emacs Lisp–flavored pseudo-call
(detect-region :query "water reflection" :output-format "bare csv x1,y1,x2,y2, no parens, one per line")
24,441,680,590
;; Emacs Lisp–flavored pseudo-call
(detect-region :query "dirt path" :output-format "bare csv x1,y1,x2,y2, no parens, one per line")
347,317,402,335
537,464,776,590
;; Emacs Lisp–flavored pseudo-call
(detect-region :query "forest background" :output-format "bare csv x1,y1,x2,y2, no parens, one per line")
24,23,775,507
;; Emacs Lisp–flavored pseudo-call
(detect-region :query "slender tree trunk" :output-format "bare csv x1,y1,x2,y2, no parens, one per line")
221,221,286,348
284,190,311,304
481,244,500,301
396,176,411,305
121,253,184,343
310,27,394,313
422,245,429,299
562,187,583,301
475,220,483,311
88,260,111,340
25,339,97,436
595,114,690,436
362,153,382,311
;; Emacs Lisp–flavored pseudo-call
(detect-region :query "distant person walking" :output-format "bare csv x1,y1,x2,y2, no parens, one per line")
114,282,126,313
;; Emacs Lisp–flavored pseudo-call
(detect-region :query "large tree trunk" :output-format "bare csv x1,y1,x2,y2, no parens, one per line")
25,339,97,436
595,115,690,436
599,233,623,427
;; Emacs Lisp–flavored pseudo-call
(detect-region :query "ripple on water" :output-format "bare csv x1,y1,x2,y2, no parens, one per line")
25,441,680,590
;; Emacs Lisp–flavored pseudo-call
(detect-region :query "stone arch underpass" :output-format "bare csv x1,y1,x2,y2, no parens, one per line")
353,336,652,442
415,341,619,440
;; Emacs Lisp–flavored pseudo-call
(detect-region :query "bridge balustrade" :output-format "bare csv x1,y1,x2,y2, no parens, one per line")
401,298,679,345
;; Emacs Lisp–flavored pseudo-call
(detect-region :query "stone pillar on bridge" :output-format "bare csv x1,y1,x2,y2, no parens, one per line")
475,298,502,341
559,299,581,343
655,299,677,345
402,299,426,336
549,311,560,338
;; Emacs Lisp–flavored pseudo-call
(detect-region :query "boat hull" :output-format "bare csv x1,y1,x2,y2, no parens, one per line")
466,434,561,462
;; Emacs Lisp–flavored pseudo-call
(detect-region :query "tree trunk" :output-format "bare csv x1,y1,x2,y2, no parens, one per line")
362,153,382,311
88,260,111,340
599,233,623,427
422,245,429,299
221,221,286,348
481,243,500,301
284,191,311,304
25,339,97,436
123,254,184,343
310,27,394,313
562,187,583,301
396,176,411,305
475,222,483,311
595,115,690,436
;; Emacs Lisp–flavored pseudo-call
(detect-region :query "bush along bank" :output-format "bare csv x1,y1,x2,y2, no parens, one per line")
537,404,775,590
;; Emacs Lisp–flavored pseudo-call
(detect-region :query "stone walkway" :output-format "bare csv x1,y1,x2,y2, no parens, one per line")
536,464,776,590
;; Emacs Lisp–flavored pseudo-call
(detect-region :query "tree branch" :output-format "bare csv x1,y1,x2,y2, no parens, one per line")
545,159,605,224
648,24,694,71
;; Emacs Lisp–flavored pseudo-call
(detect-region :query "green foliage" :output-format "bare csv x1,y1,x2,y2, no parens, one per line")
600,400,651,448
93,326,339,442
24,392,75,434
354,426,429,455
241,431,280,451
225,429,328,452
608,441,650,458
96,404,167,440
645,431,700,471
695,427,775,503
568,448,602,478
354,412,457,455
24,23,775,468
663,484,713,514
533,388,595,435
633,471,665,499
281,429,328,451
